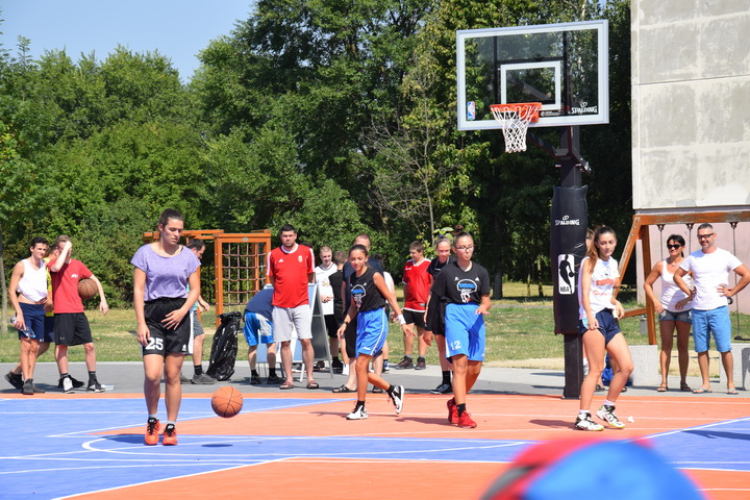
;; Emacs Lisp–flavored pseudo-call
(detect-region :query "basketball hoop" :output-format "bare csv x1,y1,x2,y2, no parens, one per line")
490,103,542,153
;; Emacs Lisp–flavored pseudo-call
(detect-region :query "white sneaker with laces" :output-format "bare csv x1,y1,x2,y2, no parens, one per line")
574,414,604,431
346,406,368,420
62,376,74,394
596,405,626,429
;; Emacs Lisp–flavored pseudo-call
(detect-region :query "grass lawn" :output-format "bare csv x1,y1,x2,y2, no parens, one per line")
2,283,749,376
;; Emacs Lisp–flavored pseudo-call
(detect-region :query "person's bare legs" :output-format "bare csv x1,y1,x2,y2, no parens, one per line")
164,354,184,421
55,344,69,376
452,354,469,405
13,342,50,377
675,320,691,388
280,341,293,384
247,345,258,370
604,334,634,403
20,337,40,380
658,320,675,389
355,354,370,401
143,355,164,415
721,350,735,392
580,331,605,412
417,327,428,358
267,343,277,372
84,342,96,372
696,351,711,391
193,334,204,367
301,338,316,385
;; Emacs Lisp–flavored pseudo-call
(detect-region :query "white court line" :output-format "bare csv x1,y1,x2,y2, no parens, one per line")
52,459,289,500
79,436,528,458
642,416,750,441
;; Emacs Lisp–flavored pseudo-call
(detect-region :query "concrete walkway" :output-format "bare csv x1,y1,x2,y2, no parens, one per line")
2,361,739,398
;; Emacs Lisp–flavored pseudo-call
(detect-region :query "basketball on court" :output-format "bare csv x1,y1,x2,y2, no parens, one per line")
77,278,98,300
211,386,243,418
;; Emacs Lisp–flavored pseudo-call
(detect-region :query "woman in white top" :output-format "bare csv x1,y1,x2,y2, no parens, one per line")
644,234,693,392
575,226,633,431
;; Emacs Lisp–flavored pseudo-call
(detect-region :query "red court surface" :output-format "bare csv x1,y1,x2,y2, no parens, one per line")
2,392,748,499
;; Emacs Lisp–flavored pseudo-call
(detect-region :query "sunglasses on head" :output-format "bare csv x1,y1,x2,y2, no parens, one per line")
667,244,681,249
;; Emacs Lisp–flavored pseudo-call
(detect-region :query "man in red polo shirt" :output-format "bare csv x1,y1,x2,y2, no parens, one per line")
50,235,109,393
267,224,318,389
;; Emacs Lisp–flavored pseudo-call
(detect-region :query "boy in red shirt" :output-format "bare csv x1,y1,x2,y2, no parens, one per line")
395,241,432,370
49,236,109,393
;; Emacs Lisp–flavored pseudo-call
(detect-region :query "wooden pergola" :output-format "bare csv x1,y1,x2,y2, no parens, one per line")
142,229,272,325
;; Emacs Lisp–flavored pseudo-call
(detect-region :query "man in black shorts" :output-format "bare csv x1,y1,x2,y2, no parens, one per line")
50,236,109,393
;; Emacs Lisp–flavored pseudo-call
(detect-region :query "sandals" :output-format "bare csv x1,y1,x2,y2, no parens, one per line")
680,382,692,392
692,387,712,394
279,381,294,390
656,383,668,392
306,381,320,390
332,385,355,393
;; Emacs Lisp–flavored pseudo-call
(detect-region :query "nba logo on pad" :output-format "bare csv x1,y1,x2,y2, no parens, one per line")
467,101,476,121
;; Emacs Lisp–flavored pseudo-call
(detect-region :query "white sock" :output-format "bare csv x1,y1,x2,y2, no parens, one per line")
603,399,615,407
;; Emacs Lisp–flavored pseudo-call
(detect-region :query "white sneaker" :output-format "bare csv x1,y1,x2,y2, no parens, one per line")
62,376,74,394
596,405,626,429
574,413,604,431
346,406,368,420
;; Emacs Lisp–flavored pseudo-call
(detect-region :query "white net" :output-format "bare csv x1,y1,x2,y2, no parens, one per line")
490,103,542,153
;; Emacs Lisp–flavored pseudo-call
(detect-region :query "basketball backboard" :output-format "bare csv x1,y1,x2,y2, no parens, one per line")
457,20,609,131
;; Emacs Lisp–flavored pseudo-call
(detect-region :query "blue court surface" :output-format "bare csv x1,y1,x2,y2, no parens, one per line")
1,396,749,499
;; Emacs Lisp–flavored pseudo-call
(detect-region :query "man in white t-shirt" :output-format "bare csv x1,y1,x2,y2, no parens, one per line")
315,246,342,372
674,223,750,394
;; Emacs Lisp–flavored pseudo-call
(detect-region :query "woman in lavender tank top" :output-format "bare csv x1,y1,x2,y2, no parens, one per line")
131,209,201,446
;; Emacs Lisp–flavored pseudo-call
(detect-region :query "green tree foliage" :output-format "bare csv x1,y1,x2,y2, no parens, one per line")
1,0,633,302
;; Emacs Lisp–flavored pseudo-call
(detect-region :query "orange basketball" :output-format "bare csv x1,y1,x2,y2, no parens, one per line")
77,278,98,300
211,386,243,418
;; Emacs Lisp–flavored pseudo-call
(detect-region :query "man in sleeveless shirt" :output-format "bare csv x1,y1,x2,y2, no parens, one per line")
8,237,50,395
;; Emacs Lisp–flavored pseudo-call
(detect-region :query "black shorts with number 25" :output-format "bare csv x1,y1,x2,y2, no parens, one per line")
143,297,191,357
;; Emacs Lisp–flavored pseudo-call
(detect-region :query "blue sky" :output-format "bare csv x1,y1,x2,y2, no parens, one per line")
1,1,254,81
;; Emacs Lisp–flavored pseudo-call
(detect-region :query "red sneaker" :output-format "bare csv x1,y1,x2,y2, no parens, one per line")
457,412,477,428
447,398,458,425
162,423,178,445
144,417,160,446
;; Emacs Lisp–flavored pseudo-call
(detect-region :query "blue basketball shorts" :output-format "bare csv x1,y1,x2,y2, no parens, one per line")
17,303,45,341
243,311,274,346
355,308,388,357
445,303,486,362
692,306,731,353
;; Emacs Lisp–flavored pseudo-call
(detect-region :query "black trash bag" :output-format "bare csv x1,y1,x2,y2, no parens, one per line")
206,311,241,381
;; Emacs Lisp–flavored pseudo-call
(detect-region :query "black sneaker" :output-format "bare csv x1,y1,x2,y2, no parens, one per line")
395,357,414,370
179,374,190,383
415,357,426,370
58,376,85,389
390,385,405,415
191,373,217,385
250,374,261,385
431,382,453,395
22,379,45,395
332,359,344,374
5,371,23,390
22,379,34,395
87,381,105,393
267,374,283,384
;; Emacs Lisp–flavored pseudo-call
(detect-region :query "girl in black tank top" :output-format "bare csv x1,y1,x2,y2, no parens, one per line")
336,244,414,421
